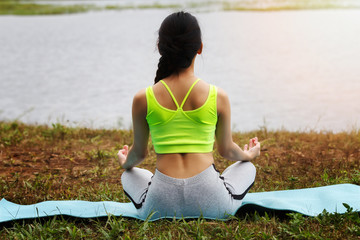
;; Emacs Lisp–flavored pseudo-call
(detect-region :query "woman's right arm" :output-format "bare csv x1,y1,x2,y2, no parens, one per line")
215,87,260,161
118,89,149,170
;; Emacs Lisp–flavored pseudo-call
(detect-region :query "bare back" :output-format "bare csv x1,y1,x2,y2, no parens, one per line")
152,76,215,178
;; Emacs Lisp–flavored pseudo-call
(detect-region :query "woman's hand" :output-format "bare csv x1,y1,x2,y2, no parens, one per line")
244,137,260,160
117,145,129,167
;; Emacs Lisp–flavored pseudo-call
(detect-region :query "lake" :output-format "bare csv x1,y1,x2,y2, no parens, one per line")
0,9,359,132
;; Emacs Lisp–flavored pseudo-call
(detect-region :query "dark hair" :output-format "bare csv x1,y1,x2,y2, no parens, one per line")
154,12,202,84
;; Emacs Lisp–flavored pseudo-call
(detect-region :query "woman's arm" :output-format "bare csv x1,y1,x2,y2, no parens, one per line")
215,87,260,161
118,89,149,170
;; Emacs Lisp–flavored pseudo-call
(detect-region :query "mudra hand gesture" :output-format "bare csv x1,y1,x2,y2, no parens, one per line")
117,145,129,167
244,137,260,160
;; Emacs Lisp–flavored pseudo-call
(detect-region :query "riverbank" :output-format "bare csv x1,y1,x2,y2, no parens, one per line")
0,2,181,15
1,0,360,15
1,121,359,238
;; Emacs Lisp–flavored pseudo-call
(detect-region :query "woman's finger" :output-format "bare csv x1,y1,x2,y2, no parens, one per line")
249,139,253,148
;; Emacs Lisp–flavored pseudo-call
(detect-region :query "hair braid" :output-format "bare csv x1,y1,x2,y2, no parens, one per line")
154,56,174,84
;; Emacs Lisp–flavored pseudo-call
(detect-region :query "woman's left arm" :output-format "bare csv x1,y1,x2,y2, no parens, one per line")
118,89,149,170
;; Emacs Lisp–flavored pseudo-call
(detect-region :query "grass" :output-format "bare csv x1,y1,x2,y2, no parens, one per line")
0,1,183,15
0,1,94,15
1,0,360,15
0,120,359,238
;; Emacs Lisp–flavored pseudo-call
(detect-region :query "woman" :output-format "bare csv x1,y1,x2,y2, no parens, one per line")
118,12,260,220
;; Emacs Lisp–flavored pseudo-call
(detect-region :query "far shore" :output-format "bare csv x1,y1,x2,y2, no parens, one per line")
1,1,360,15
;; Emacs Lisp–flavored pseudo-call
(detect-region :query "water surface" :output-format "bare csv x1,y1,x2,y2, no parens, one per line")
0,9,359,132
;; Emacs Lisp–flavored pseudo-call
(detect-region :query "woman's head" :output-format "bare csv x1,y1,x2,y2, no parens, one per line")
154,12,202,84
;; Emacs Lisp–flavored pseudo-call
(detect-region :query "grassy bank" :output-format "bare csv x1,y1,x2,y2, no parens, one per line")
1,0,360,15
0,121,359,238
0,1,94,15
0,1,182,15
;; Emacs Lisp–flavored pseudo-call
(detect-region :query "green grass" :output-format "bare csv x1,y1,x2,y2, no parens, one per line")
0,121,359,238
0,1,94,15
0,1,183,15
2,209,360,239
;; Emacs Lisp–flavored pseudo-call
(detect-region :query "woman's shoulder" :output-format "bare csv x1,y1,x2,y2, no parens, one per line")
213,85,228,99
133,88,147,102
198,80,228,100
214,86,230,114
132,88,147,115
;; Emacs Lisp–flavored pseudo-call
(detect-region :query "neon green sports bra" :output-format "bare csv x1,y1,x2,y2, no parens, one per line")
146,79,218,154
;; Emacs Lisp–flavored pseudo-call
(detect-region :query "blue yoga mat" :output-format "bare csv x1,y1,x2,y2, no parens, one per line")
1,184,359,223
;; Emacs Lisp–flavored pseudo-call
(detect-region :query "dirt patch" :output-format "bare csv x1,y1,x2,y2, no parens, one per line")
1,122,359,205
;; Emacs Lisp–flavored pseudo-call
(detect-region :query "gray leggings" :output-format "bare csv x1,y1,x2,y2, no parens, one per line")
121,161,256,220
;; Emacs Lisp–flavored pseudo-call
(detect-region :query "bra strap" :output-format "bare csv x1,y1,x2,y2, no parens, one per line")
160,79,200,109
160,80,180,109
180,79,200,108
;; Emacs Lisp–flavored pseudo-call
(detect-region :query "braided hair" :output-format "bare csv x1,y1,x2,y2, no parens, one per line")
154,12,202,84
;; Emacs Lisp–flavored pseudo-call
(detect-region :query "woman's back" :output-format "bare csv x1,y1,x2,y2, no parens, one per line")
150,74,216,178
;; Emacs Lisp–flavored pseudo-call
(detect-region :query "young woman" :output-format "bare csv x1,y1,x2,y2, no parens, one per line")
117,12,260,220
